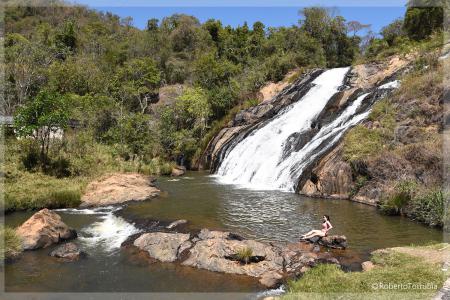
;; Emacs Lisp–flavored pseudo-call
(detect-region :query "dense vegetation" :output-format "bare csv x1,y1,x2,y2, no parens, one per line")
2,1,367,211
1,0,446,214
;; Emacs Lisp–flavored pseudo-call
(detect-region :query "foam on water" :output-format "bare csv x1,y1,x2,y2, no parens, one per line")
57,206,141,252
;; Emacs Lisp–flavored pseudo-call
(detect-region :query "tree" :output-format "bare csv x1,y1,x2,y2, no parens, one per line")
193,53,239,89
14,90,69,161
299,7,331,41
381,19,404,46
54,20,77,58
346,20,370,37
146,18,159,31
115,58,161,113
175,87,211,137
403,1,443,41
112,113,156,161
299,7,359,67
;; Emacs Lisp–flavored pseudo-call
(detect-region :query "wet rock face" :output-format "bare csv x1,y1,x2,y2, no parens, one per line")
198,69,324,171
300,145,353,199
16,209,77,250
130,228,342,288
49,242,86,261
80,173,160,207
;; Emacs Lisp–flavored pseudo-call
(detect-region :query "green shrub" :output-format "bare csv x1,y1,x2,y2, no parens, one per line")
0,226,22,261
242,98,259,109
236,247,253,265
21,147,40,171
159,161,175,176
380,180,417,215
407,189,444,227
349,176,368,197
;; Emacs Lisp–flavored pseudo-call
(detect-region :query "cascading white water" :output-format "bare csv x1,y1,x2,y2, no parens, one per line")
273,92,370,190
216,67,371,191
56,206,141,252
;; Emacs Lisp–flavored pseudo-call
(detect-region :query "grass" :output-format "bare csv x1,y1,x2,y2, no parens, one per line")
3,137,176,212
342,98,396,163
235,247,253,265
342,125,385,163
284,246,446,299
0,226,22,261
406,188,445,227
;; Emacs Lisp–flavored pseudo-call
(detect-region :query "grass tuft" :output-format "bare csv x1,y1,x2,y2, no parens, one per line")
0,226,22,261
236,247,253,265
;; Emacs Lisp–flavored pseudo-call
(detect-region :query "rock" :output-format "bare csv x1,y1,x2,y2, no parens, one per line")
318,235,348,249
49,242,86,261
182,237,284,278
304,235,347,250
259,271,283,288
300,145,353,198
16,209,77,250
361,261,375,272
81,173,160,207
166,219,188,229
171,165,186,177
131,228,342,287
133,232,191,262
197,228,232,240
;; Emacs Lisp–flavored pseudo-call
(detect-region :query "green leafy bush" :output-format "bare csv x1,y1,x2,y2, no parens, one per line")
380,180,417,215
349,175,368,197
407,189,444,227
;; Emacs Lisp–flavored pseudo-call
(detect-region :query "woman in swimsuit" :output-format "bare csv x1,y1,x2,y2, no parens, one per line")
300,215,333,240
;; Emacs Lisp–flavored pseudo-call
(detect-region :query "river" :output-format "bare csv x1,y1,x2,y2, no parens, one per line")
3,171,442,293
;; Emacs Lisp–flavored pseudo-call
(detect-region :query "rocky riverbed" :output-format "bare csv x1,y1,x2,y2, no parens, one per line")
125,226,347,288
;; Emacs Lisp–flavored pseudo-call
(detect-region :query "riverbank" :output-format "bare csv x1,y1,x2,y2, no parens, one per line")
2,138,178,213
282,243,449,299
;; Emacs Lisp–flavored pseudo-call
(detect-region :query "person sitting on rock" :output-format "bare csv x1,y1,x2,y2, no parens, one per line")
300,215,333,240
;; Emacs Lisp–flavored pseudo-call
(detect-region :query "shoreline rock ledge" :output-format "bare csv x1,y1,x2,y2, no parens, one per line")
131,228,342,288
16,208,77,250
80,173,160,207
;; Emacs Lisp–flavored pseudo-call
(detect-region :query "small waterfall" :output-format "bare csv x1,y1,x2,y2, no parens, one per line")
56,206,141,252
215,67,378,192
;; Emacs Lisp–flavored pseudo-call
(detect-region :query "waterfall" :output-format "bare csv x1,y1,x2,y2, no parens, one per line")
215,67,374,192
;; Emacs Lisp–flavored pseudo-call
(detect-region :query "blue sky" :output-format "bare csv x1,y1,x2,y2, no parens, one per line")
73,1,408,35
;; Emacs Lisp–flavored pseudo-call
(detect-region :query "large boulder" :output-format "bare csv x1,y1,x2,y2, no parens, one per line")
133,232,191,262
171,166,186,177
80,173,160,207
16,209,77,250
182,238,284,277
49,242,86,261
